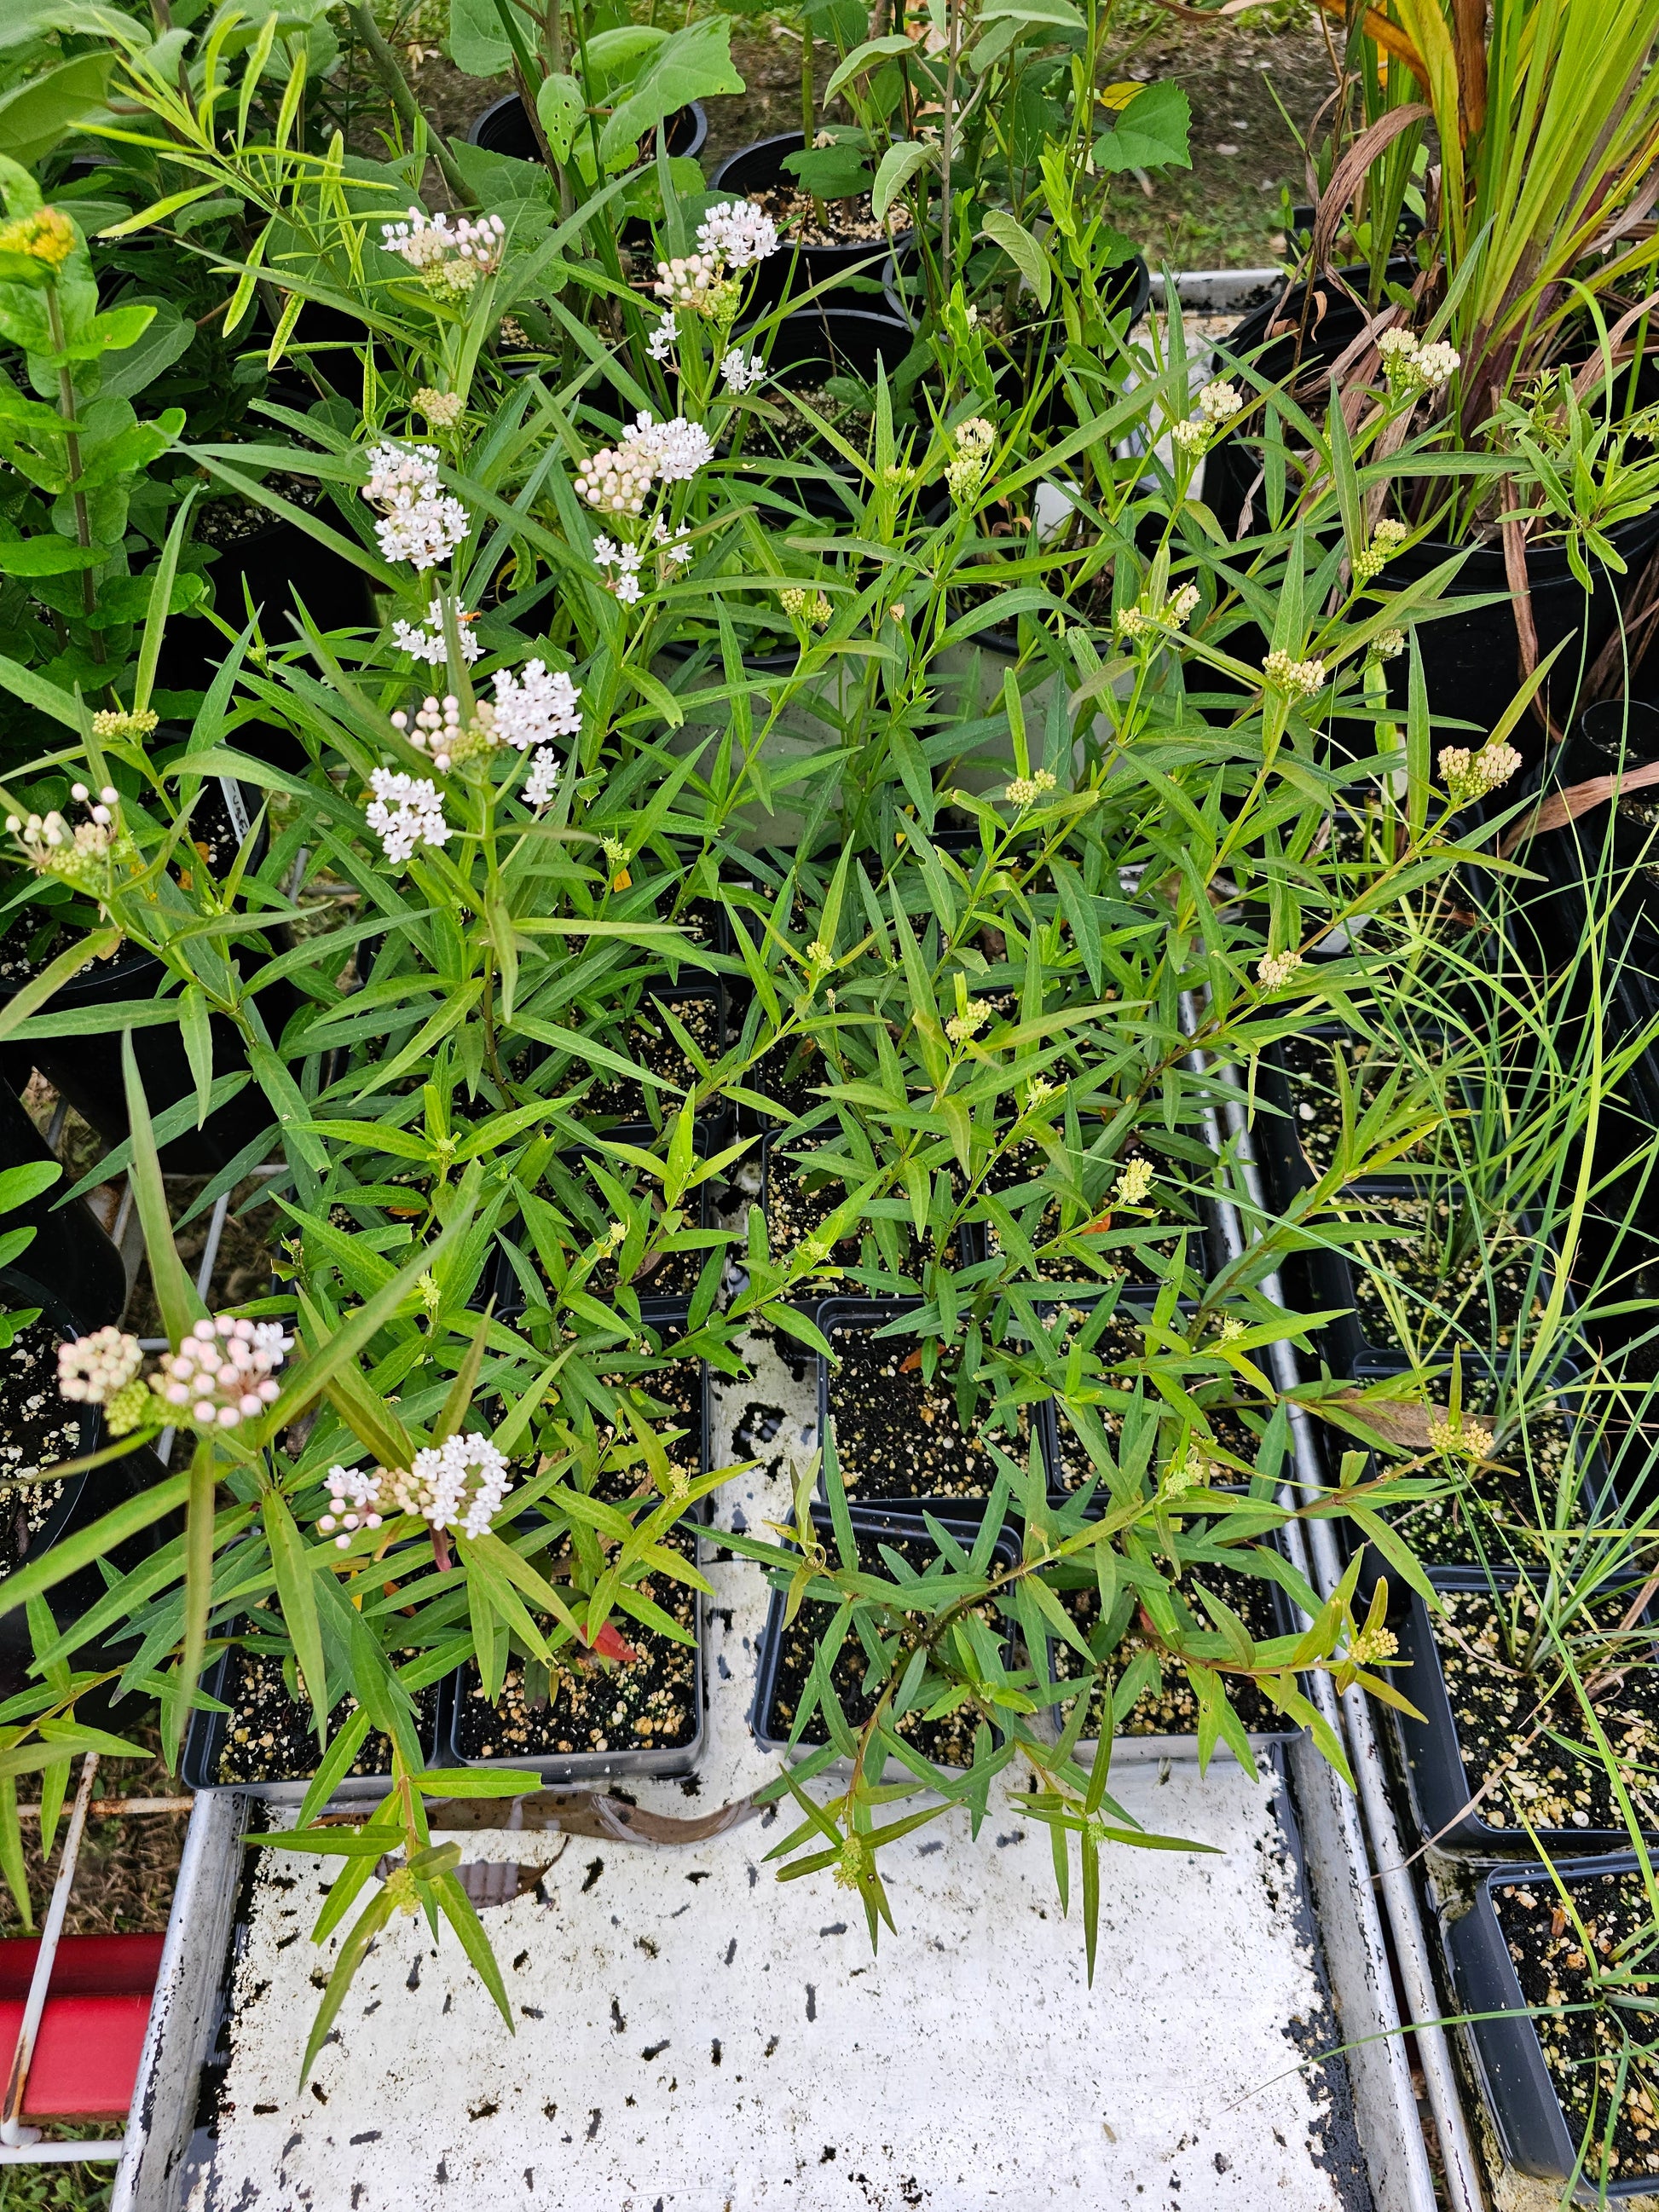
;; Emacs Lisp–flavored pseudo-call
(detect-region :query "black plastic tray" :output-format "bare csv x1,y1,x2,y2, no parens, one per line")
1389,1565,1659,1856
1442,1854,1659,2199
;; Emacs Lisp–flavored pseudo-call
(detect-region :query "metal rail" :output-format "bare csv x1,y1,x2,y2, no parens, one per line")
1193,1026,1488,2211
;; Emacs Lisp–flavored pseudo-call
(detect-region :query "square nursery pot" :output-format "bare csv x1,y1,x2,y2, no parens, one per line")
1443,1855,1659,2200
444,1349,710,1786
546,979,728,1146
815,1296,1049,1516
1036,1539,1305,1765
1388,1566,1659,1857
1298,1176,1561,1374
444,1512,708,1788
750,1504,1021,1775
761,1131,977,1274
1247,1023,1464,1213
1036,1289,1270,1503
1326,1353,1616,1597
181,1641,448,1807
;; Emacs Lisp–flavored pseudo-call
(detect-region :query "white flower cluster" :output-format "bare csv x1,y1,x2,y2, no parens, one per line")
321,1435,512,1547
623,411,714,482
946,999,993,1042
523,747,564,807
361,442,469,573
1439,740,1523,807
1379,328,1460,395
1171,379,1243,453
393,693,463,768
415,385,464,428
391,602,481,664
575,441,656,517
1263,649,1326,699
696,199,780,270
595,534,645,605
1257,949,1304,990
945,416,996,505
1114,1157,1155,1204
575,413,712,515
153,1315,292,1430
1369,627,1407,661
9,786,130,896
1427,1413,1494,1461
654,515,691,569
57,1327,142,1404
647,310,679,364
720,347,767,395
653,250,725,311
381,208,506,294
492,660,582,748
1117,581,1200,641
366,767,450,864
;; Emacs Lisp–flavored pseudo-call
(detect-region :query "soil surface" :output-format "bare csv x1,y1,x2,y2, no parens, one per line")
1430,1585,1659,1836
206,1644,441,1786
453,1527,700,1764
1338,1190,1550,1358
576,991,722,1128
1376,1406,1601,1571
0,1315,86,1577
826,1315,1027,1502
1495,1869,1659,2185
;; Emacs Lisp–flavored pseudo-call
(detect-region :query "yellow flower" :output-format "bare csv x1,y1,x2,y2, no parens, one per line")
0,207,77,270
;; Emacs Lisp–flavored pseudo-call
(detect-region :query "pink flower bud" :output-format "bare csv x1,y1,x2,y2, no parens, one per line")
217,1405,240,1428
319,1516,336,1533
239,1394,263,1418
193,1401,215,1423
335,1534,351,1550
166,1383,189,1406
257,1378,280,1403
192,1320,216,1343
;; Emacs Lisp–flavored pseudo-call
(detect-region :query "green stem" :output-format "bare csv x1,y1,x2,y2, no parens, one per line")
43,288,105,667
344,1,481,211
939,0,960,300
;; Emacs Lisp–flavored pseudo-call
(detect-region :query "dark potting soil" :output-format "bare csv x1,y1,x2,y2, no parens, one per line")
194,474,328,547
826,1323,1025,1502
590,1357,703,1485
0,1315,84,1574
760,1530,999,1768
577,996,721,1125
1494,1870,1659,2184
744,183,891,248
208,1645,438,1786
767,1140,960,1272
452,1528,699,1762
1279,1031,1456,1177
1051,1564,1287,1739
1338,1192,1548,1354
1430,1587,1659,1835
0,915,144,992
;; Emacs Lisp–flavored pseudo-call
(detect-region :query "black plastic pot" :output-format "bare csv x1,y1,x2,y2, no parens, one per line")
1443,1854,1659,2199
709,131,907,308
1247,1021,1464,1215
750,1500,1020,1764
882,242,1150,359
3,936,281,1177
469,90,707,166
1294,1175,1559,1375
1205,274,1659,768
181,1639,448,1805
1390,1565,1659,1855
729,307,920,520
815,1294,1050,1515
158,510,378,705
493,1170,720,1314
0,1083,127,1327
